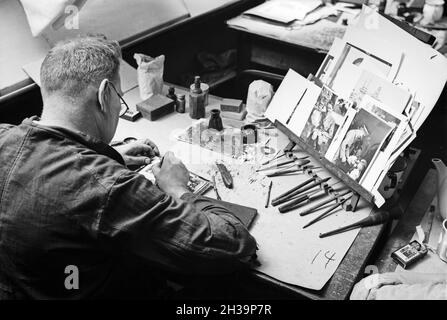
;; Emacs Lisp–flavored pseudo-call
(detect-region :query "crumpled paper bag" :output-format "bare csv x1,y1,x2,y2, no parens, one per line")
134,53,165,100
246,80,274,123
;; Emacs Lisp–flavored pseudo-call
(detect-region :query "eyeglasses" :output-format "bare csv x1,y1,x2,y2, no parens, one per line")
107,80,130,117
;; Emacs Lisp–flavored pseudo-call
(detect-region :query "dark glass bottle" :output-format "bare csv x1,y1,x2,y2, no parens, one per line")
167,86,177,102
208,109,224,131
189,76,206,119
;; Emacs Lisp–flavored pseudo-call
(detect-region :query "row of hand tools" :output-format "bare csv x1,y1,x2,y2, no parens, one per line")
258,143,389,237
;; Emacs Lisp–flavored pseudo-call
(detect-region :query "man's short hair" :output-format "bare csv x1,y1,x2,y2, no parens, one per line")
40,35,121,99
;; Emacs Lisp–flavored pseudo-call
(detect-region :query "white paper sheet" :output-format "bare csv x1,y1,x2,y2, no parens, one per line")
347,6,447,131
243,0,322,23
325,107,356,162
287,82,322,136
170,139,372,291
316,37,344,82
265,69,309,125
324,38,403,94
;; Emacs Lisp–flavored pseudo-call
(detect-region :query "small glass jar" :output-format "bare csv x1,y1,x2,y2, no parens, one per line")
176,94,186,113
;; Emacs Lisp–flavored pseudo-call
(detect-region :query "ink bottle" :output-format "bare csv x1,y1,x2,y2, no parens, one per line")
208,109,224,131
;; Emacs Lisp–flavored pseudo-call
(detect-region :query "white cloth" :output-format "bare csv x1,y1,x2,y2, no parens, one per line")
20,0,87,36
350,272,447,300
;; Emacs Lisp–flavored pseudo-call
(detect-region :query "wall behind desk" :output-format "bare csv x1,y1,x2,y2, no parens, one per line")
41,0,190,47
184,0,239,16
0,0,262,124
122,0,263,89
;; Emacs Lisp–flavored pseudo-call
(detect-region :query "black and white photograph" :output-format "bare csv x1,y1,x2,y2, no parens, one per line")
300,86,350,156
349,69,412,115
361,96,402,128
0,0,447,307
333,108,393,182
326,42,394,96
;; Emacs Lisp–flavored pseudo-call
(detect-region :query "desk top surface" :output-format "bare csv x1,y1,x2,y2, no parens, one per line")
113,82,400,300
376,169,447,274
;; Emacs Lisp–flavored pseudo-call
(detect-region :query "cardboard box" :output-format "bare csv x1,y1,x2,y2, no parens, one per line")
136,94,175,121
221,98,243,113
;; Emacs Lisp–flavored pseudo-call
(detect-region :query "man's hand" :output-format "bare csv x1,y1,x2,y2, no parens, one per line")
152,152,190,198
114,139,160,166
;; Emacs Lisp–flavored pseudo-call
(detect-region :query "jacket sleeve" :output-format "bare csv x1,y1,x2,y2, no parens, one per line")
97,169,258,275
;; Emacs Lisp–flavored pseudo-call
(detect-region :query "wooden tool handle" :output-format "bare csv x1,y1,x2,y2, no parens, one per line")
273,177,330,206
271,177,314,204
303,201,342,229
319,210,390,238
278,194,308,213
216,163,233,189
300,190,351,216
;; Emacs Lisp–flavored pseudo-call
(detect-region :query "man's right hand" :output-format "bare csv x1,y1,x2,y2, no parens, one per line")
152,152,190,198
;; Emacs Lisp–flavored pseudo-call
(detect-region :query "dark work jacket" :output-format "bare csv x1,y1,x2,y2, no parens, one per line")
0,118,256,299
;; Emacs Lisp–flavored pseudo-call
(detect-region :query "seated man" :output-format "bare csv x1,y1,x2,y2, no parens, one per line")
0,36,257,299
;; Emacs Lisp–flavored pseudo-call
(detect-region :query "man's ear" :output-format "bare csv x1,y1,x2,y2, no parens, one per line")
97,79,109,114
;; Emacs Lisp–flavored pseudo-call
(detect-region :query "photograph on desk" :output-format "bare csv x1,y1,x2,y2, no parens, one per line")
299,85,350,156
327,44,391,95
355,96,409,190
348,69,412,115
138,158,213,195
331,108,394,183
321,40,403,98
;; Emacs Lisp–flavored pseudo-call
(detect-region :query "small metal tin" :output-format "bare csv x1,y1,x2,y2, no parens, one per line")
391,240,428,269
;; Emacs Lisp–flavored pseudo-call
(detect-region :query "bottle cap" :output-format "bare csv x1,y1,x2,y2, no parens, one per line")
194,76,201,88
192,76,203,94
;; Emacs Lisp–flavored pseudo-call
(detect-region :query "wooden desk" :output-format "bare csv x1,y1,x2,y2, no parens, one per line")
114,81,419,300
375,169,442,273
235,149,419,300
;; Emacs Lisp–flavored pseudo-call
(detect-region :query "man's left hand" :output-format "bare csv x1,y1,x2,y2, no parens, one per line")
114,139,160,166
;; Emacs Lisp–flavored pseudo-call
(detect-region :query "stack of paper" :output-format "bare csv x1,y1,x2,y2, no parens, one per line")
265,6,447,207
243,0,323,24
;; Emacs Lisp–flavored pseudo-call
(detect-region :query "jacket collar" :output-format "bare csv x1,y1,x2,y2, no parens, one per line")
23,117,125,166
